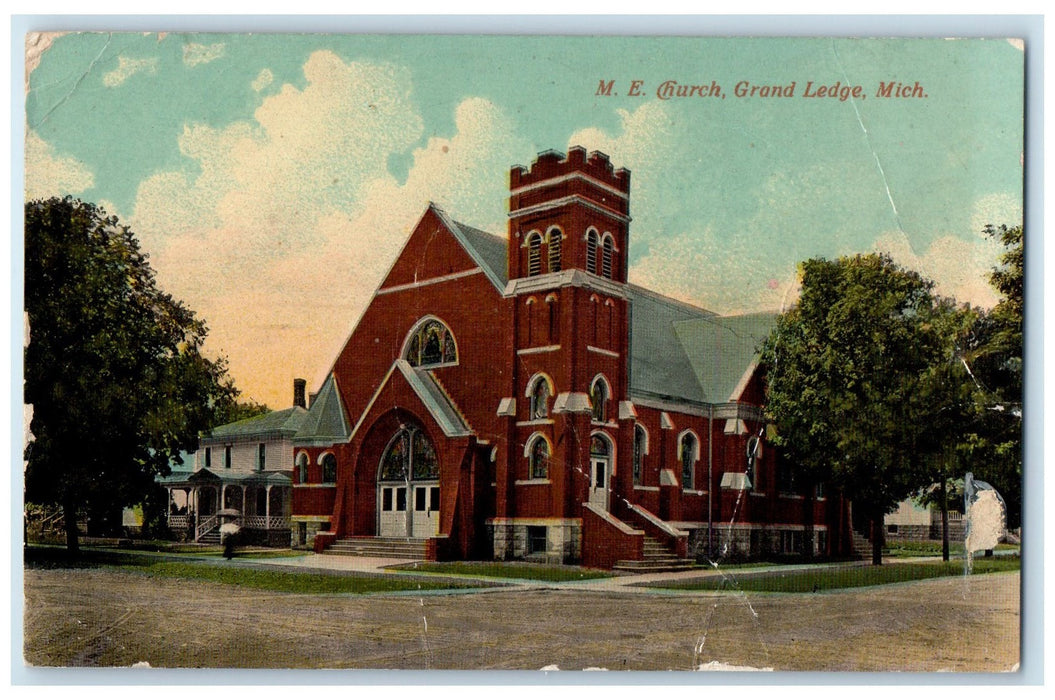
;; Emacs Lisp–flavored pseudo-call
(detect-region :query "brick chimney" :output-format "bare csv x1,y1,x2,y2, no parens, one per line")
293,378,307,408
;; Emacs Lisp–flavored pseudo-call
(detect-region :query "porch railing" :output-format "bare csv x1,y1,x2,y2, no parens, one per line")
242,515,290,530
168,514,190,531
195,514,218,541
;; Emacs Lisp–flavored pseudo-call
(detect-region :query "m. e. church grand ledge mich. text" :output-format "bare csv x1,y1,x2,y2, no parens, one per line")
596,79,928,101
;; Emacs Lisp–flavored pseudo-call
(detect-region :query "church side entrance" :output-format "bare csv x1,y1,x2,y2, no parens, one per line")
589,434,612,511
377,425,440,538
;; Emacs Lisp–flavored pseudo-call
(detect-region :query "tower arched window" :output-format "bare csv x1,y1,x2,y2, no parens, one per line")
601,234,614,279
528,434,550,479
296,452,309,484
547,228,562,273
528,374,552,420
586,229,599,274
379,426,439,482
679,432,698,489
321,453,337,484
404,318,457,367
546,293,559,343
590,375,610,423
633,425,648,485
527,232,542,277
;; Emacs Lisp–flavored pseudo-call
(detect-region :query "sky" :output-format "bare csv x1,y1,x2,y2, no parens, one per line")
23,33,1024,408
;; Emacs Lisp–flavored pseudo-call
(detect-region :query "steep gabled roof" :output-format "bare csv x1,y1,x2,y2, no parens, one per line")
430,204,508,290
627,284,776,406
672,312,778,403
397,361,473,438
206,407,308,441
294,373,351,445
627,284,715,404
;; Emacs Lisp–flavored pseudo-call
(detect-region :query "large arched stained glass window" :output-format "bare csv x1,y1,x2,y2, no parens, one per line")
379,426,440,482
405,318,457,367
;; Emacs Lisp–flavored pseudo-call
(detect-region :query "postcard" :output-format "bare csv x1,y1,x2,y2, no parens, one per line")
21,30,1024,674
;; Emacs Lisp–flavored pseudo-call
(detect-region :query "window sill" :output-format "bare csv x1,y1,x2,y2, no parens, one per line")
517,419,554,427
633,485,659,492
779,493,805,500
293,483,337,489
591,421,618,429
515,478,552,486
682,488,707,496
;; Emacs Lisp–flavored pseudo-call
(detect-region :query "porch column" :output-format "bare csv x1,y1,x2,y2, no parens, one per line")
241,485,247,516
266,485,272,523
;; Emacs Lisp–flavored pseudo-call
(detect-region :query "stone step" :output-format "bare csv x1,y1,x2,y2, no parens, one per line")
324,537,428,560
613,560,696,573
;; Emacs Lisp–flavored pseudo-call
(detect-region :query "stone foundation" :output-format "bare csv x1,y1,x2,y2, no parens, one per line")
490,518,582,565
290,518,330,550
686,524,828,562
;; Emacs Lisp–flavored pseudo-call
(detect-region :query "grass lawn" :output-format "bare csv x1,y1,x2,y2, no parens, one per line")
644,556,1020,593
883,541,1018,558
24,546,487,595
391,560,613,582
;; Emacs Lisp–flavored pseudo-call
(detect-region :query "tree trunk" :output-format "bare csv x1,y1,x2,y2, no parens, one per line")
802,477,815,560
871,511,884,565
940,477,950,562
63,498,80,557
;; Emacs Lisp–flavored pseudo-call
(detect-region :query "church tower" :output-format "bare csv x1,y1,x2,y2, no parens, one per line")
496,147,634,562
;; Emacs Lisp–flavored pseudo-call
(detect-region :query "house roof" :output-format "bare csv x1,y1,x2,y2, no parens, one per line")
294,373,351,444
158,468,292,486
206,406,309,441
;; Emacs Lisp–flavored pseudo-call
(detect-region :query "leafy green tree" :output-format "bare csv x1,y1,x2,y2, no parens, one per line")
959,224,1023,529
24,197,240,553
761,254,948,565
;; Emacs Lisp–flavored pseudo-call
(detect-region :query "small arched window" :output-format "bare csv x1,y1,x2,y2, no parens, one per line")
633,425,647,485
528,375,551,420
590,376,609,423
590,434,610,457
529,435,550,479
547,228,562,273
379,426,439,482
296,452,309,484
321,453,337,484
679,432,698,489
405,318,457,367
601,235,614,279
546,293,559,343
586,229,599,274
527,232,542,276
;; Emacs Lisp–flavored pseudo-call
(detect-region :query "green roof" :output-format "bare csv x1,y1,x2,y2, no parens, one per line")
626,284,776,405
207,406,308,441
672,312,778,403
294,373,351,444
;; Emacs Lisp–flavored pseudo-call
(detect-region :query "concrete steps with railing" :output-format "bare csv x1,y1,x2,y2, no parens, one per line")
323,536,428,560
613,535,696,573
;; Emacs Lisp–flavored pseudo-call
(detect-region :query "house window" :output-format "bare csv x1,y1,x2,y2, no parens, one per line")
777,458,796,495
321,453,337,484
527,232,542,276
379,426,439,482
679,432,697,489
590,376,609,423
224,446,231,469
601,235,614,278
529,435,550,479
529,375,551,420
633,424,647,485
404,318,457,367
204,447,211,469
296,453,308,484
257,443,266,471
547,228,562,273
586,229,598,274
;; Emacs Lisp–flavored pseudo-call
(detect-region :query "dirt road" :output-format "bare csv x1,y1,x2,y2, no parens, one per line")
23,567,1019,672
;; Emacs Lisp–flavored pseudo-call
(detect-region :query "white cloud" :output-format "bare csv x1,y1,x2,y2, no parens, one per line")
251,68,273,92
182,42,225,67
127,50,529,406
103,55,158,87
24,129,95,200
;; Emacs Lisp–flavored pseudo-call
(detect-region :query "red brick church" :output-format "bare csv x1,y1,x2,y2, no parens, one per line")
288,147,853,568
